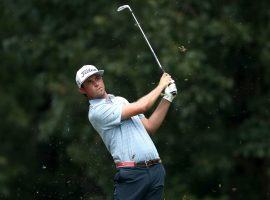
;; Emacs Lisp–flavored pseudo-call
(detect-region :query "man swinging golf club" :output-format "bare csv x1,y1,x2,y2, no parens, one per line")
76,4,178,199
76,64,177,199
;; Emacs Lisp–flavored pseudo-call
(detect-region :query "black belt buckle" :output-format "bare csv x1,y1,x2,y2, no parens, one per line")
145,160,149,167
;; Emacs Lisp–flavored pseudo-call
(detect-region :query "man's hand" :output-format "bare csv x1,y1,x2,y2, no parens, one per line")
158,73,172,89
163,80,177,102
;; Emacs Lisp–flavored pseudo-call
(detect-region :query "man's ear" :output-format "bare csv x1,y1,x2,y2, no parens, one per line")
79,87,86,94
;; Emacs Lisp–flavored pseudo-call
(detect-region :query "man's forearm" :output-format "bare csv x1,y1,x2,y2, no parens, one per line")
147,98,171,134
121,85,164,120
121,73,171,120
136,85,164,112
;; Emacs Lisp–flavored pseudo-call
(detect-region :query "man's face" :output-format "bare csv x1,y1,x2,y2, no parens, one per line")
80,74,106,99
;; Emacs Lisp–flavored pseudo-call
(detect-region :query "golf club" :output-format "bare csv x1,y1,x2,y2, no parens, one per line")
117,4,164,73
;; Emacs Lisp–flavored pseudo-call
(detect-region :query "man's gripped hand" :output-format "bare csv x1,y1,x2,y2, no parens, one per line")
158,73,172,89
163,80,177,102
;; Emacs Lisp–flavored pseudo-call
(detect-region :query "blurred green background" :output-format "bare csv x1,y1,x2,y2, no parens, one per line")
1,0,270,199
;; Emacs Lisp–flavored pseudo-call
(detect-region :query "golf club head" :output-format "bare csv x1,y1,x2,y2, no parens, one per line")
117,5,131,12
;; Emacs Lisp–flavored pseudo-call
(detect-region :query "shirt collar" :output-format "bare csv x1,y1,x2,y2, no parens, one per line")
89,94,115,106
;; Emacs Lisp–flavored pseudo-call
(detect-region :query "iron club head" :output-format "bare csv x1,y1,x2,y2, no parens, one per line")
117,5,131,12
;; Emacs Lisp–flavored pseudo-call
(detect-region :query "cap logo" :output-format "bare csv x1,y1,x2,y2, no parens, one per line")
81,68,98,78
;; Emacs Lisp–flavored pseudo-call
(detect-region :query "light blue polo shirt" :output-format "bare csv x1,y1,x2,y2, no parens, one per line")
88,94,160,163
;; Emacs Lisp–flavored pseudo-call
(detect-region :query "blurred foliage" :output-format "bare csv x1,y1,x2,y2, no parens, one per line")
0,0,270,199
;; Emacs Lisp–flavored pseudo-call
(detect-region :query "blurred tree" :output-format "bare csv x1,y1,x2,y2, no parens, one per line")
0,0,269,199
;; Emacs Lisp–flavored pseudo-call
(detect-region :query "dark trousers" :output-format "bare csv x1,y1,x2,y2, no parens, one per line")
113,163,166,200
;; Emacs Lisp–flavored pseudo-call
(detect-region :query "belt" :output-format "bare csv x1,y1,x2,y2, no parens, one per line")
116,159,161,168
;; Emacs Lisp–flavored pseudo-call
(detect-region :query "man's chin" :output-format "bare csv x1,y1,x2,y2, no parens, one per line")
95,91,106,99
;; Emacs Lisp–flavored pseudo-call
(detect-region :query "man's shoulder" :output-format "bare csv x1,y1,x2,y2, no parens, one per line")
88,94,128,113
114,96,129,103
89,95,124,117
89,102,106,115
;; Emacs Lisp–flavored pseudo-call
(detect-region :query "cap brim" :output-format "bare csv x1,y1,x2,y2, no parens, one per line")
79,70,104,88
97,70,104,76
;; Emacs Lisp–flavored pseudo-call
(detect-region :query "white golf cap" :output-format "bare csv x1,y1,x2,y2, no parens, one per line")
75,65,104,88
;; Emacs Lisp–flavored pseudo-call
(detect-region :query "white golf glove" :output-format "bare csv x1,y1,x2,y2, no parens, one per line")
163,80,177,102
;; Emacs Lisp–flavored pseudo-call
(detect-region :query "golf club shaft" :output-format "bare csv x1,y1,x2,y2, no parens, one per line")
129,10,165,73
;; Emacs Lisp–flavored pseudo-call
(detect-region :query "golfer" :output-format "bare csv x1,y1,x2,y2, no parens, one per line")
76,65,177,200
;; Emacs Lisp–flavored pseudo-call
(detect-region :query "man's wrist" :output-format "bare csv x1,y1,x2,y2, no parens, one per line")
157,84,165,92
163,94,174,102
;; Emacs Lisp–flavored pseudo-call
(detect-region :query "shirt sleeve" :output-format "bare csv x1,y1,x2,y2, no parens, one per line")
91,103,123,131
118,96,145,119
138,114,145,119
